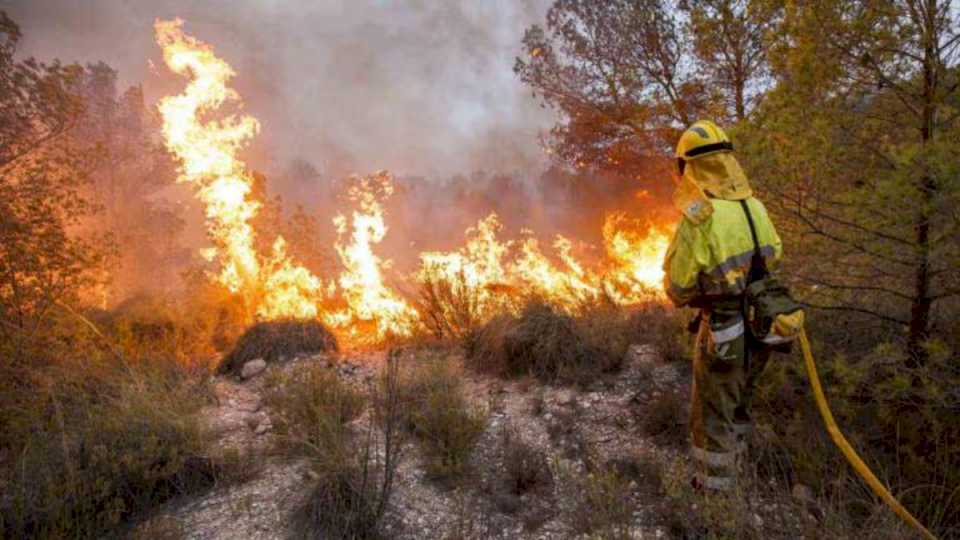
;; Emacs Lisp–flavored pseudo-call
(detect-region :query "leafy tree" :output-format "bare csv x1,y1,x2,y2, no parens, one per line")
515,0,774,175
73,62,184,301
0,12,109,358
739,0,960,360
683,0,779,121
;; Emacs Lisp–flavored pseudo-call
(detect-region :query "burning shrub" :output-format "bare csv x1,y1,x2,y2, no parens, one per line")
465,299,636,385
217,319,338,376
416,269,488,340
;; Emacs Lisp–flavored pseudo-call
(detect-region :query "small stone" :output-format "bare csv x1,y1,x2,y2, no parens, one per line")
556,389,576,406
241,359,267,379
254,420,271,435
751,513,764,528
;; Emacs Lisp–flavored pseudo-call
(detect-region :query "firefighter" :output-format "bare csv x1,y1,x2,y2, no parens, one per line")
663,120,783,491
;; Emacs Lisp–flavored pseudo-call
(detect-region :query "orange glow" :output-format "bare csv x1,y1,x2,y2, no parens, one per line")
417,212,671,320
602,212,671,303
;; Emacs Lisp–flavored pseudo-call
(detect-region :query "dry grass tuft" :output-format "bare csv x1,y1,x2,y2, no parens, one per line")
0,355,224,539
637,387,688,447
556,459,636,539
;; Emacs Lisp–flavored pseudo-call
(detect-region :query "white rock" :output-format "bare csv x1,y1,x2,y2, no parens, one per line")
241,359,267,379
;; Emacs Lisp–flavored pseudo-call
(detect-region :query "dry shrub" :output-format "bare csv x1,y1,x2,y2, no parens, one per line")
638,387,688,447
270,357,405,539
556,459,636,539
489,423,555,528
416,269,488,340
398,355,487,481
465,298,636,385
0,353,220,539
263,363,365,455
499,423,553,497
659,455,759,539
628,301,691,364
218,319,338,376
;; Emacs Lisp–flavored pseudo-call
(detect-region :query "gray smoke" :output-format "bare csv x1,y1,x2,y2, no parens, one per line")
3,0,554,181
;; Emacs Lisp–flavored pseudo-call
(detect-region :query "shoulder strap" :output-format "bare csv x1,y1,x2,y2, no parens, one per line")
739,199,768,282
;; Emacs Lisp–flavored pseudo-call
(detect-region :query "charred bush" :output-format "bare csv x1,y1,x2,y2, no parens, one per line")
218,319,338,376
465,299,635,385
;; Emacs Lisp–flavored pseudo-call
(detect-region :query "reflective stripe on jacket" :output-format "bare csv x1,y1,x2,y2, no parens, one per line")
663,197,782,307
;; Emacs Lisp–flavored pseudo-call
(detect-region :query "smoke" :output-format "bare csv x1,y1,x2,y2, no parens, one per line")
3,0,554,181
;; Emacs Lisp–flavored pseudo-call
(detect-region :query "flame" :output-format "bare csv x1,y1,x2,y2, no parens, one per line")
325,172,417,342
155,18,673,347
602,212,671,303
417,212,671,322
155,18,324,320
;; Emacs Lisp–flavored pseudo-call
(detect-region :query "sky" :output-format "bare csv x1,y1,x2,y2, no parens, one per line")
2,0,555,180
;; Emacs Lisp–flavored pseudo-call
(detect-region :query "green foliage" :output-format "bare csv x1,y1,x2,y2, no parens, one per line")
754,334,960,536
736,0,960,355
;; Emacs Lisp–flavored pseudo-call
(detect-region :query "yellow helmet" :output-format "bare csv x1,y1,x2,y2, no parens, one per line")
675,120,734,161
672,120,752,214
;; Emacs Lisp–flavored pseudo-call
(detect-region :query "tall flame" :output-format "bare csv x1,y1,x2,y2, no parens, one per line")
155,18,323,320
325,172,417,342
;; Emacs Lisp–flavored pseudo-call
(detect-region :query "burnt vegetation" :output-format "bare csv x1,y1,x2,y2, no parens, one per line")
465,298,640,385
218,319,339,376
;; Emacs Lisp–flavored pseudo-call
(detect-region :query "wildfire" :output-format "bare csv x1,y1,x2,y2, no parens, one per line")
156,18,324,321
417,212,671,321
325,172,418,342
155,18,673,347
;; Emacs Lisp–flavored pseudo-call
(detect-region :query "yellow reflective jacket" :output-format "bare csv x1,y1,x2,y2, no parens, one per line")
663,197,782,307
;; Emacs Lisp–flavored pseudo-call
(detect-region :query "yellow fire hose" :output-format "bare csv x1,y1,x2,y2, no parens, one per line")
798,328,937,540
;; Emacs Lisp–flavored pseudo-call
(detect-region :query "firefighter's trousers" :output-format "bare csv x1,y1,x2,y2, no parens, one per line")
690,304,771,490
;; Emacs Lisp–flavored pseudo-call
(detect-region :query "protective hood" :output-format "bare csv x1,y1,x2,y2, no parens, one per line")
684,151,752,201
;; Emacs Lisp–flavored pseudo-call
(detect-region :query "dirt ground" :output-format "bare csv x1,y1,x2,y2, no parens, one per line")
133,344,807,540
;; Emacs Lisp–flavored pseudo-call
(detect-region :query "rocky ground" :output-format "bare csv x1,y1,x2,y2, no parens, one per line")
133,345,810,540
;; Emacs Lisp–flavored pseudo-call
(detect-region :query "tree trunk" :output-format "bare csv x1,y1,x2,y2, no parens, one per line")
907,0,939,365
908,217,931,364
